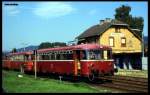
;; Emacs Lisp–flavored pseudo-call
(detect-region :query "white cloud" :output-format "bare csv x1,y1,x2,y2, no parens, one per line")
88,9,97,15
33,2,76,19
4,6,20,16
8,9,20,15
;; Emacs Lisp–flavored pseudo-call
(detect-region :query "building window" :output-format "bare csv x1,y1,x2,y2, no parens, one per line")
109,37,114,47
121,37,126,47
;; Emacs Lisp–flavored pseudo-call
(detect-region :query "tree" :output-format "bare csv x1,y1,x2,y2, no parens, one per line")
52,42,67,47
38,42,52,49
115,5,144,31
12,48,17,53
130,17,144,31
115,5,132,25
38,42,66,49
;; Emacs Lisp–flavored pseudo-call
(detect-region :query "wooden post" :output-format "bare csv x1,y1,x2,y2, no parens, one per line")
20,56,23,74
59,76,62,83
20,63,24,74
20,64,22,73
34,50,37,79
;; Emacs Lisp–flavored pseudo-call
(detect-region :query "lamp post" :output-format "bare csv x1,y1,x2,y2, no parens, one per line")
142,31,144,58
142,30,146,70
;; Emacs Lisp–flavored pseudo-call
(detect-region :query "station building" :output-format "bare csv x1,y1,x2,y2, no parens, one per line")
76,18,142,70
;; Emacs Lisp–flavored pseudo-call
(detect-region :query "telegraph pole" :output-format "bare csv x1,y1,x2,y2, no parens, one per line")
21,43,28,74
34,50,37,79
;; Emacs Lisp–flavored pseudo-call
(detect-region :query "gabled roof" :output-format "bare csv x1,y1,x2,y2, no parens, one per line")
76,19,141,41
131,29,142,38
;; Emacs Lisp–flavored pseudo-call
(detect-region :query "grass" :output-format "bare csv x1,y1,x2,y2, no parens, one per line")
115,69,148,78
3,69,147,93
2,70,112,93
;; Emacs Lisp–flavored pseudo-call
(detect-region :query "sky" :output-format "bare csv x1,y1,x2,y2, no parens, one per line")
2,1,148,51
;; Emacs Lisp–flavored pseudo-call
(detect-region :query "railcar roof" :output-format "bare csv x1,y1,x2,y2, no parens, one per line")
37,43,111,53
8,51,33,56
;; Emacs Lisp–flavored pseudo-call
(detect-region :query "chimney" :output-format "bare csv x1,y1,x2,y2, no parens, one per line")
105,18,112,22
99,20,105,25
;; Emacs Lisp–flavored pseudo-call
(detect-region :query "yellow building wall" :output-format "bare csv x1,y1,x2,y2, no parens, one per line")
99,27,142,54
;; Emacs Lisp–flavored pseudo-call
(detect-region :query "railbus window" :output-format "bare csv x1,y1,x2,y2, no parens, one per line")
57,50,73,60
38,50,74,60
81,50,87,60
24,55,29,61
87,50,102,60
37,53,42,60
48,52,52,60
56,51,61,60
103,50,108,60
63,51,67,60
45,53,50,60
53,51,57,60
66,50,73,60
103,50,112,60
51,52,55,60
37,53,40,60
28,55,32,60
10,56,13,61
15,55,24,61
38,53,43,60
41,53,49,60
60,51,65,60
107,50,112,59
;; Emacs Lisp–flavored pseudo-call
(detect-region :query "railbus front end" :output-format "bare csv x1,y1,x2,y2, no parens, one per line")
73,44,115,81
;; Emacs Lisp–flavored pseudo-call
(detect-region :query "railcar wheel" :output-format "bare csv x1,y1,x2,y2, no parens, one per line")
88,73,95,82
88,70,95,82
88,71,100,83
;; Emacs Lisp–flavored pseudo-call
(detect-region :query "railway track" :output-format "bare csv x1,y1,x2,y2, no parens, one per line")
100,75,148,86
91,75,148,93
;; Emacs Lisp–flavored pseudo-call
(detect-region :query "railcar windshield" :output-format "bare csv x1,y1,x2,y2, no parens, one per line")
81,50,112,60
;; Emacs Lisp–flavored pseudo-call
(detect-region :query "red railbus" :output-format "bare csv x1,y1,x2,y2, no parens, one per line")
3,44,115,81
2,52,34,71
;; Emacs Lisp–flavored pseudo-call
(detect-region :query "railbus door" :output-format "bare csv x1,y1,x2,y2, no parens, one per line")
75,50,81,75
74,50,81,76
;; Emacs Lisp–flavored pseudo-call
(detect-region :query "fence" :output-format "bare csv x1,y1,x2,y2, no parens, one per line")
142,57,148,70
